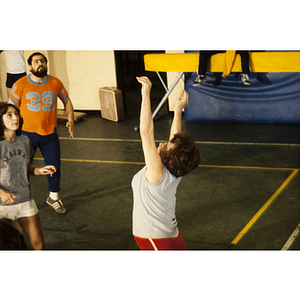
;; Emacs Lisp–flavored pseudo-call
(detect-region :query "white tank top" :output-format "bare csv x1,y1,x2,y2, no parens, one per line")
4,50,26,74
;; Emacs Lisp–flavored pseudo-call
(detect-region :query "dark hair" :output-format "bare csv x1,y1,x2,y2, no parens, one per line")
0,218,29,250
27,52,48,65
160,130,201,177
0,103,23,140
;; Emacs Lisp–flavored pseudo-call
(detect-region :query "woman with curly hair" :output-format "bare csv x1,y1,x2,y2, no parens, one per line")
0,103,56,250
132,77,200,250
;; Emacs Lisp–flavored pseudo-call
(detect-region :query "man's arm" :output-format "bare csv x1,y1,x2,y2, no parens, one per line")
62,97,74,138
7,89,19,106
137,76,163,184
169,90,189,140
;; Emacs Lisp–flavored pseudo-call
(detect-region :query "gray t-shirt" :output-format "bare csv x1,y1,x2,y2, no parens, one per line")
0,135,33,205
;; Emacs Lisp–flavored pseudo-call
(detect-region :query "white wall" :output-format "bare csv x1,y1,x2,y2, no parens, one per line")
0,50,117,110
0,52,8,102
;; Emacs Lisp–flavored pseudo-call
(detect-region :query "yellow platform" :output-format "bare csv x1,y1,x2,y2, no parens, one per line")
144,52,300,73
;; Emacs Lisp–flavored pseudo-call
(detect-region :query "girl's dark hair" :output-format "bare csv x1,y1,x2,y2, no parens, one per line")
160,130,201,177
0,103,23,140
27,52,48,65
0,218,29,250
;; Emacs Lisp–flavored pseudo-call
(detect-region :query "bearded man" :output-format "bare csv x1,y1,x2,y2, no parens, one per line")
8,52,74,214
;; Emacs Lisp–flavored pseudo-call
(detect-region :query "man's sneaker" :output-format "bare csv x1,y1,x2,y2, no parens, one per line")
192,75,207,86
46,197,67,214
241,74,251,85
213,76,222,86
256,73,272,85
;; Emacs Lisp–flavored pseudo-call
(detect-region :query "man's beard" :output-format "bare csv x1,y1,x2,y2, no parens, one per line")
32,66,47,78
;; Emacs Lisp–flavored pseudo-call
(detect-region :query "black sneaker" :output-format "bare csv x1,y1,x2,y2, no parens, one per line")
213,76,222,86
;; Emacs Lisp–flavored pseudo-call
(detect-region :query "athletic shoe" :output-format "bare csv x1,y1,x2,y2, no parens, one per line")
46,197,67,214
213,76,222,86
256,73,272,85
192,75,207,86
241,74,251,85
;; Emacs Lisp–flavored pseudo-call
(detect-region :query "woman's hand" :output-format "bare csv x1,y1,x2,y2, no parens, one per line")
0,190,16,204
37,166,57,177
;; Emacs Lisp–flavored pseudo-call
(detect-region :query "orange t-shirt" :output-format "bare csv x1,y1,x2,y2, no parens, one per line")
9,74,69,136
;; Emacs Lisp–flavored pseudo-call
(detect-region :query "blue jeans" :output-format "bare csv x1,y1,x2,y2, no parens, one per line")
23,129,61,192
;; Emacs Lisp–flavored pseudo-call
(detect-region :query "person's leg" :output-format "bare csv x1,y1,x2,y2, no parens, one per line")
193,51,226,86
18,213,46,250
198,51,211,75
237,51,250,74
237,51,251,85
6,88,11,99
251,50,272,84
39,130,67,213
39,130,61,193
193,51,210,86
22,131,39,164
213,72,223,86
16,199,46,250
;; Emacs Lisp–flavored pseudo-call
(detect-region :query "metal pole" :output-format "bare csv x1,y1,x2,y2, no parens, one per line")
151,71,184,119
156,71,168,92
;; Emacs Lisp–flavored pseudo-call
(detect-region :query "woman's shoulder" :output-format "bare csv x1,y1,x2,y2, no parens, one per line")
17,134,30,145
19,134,29,141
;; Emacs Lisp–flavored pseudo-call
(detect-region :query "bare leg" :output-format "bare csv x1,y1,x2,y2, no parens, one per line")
18,213,47,250
6,88,11,100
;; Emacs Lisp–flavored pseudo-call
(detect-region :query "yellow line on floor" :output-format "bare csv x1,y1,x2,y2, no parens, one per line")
35,157,145,165
200,164,298,171
231,169,299,245
59,137,300,147
34,157,298,171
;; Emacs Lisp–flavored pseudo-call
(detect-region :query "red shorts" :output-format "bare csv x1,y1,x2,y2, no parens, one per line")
134,231,187,250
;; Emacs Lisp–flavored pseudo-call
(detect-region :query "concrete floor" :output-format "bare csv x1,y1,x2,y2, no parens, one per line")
30,112,300,251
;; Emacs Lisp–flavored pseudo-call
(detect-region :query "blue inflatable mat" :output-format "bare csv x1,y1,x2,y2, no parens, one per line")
184,71,300,123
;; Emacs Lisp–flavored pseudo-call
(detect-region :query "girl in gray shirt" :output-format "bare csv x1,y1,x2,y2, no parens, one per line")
0,104,56,249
